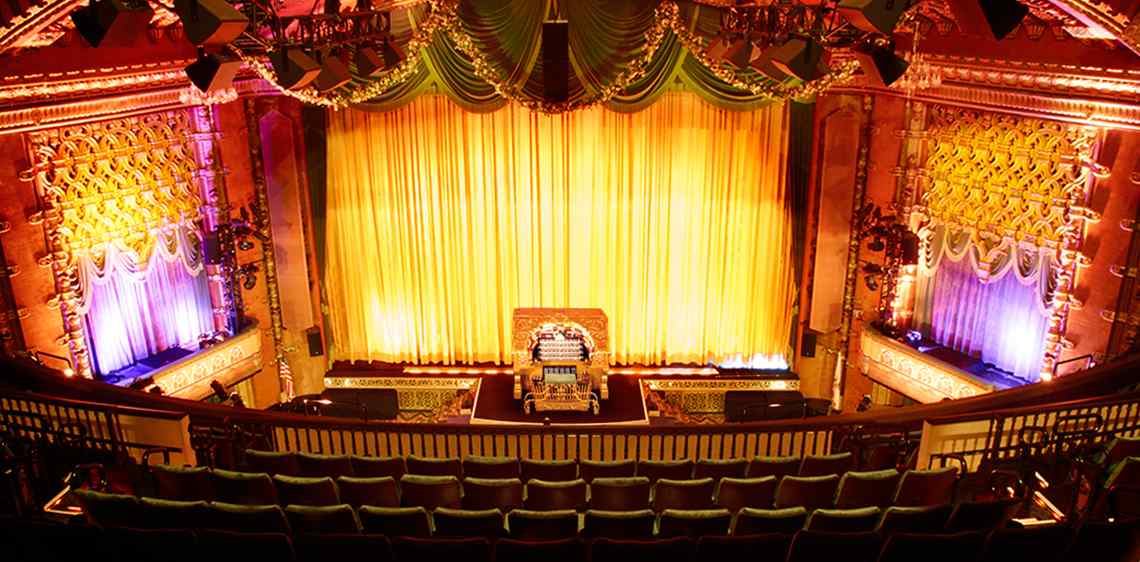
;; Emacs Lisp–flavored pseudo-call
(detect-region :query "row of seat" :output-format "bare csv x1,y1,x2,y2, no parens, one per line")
7,516,1139,562
240,449,871,482
150,465,959,512
75,486,1020,539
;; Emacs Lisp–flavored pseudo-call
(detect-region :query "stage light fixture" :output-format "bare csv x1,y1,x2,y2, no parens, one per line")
173,0,248,47
70,0,154,48
355,41,403,78
748,49,791,82
767,38,827,82
854,43,909,86
269,47,322,90
314,52,352,92
836,0,910,35
185,50,242,93
716,37,756,69
946,0,1028,41
900,231,919,265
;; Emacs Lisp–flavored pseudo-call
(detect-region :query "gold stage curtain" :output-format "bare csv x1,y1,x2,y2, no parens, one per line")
325,92,795,365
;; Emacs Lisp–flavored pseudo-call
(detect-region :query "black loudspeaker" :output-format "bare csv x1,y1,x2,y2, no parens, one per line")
355,42,403,77
801,329,818,358
306,326,324,357
71,0,154,48
768,39,826,82
947,0,1028,41
186,52,242,93
269,48,322,90
314,53,351,92
173,0,248,47
725,390,806,422
203,231,223,264
837,0,910,35
542,21,569,103
854,45,909,86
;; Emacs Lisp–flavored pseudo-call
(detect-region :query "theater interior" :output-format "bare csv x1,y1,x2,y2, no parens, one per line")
1,0,1140,560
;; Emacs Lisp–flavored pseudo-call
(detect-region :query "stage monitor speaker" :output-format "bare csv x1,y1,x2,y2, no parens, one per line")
71,0,154,48
946,0,1028,41
306,326,324,356
173,0,248,47
768,39,826,82
269,48,322,90
854,45,908,86
203,231,223,264
837,0,909,35
542,21,569,103
801,329,818,358
186,52,242,93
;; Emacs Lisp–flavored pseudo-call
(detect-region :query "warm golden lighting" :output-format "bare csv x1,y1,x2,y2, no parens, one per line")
325,93,796,365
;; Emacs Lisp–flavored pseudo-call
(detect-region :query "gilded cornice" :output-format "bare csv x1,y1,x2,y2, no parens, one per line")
1048,0,1139,54
0,0,82,53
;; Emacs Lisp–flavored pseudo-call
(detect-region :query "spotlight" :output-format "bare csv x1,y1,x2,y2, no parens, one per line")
854,43,909,86
837,0,911,35
314,51,352,92
709,35,755,69
269,47,322,90
868,238,886,252
900,231,919,265
767,38,827,82
748,50,791,82
70,0,154,48
242,273,257,290
185,50,242,93
946,0,1028,41
355,41,404,77
864,274,880,291
173,0,248,47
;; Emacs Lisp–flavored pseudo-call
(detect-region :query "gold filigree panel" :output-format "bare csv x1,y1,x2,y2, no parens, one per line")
27,110,204,265
917,106,1095,249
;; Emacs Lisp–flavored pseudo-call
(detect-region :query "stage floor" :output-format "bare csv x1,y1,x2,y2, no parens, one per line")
470,375,649,426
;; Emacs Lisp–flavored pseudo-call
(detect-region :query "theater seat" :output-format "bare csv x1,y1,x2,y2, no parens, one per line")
525,479,588,511
804,506,882,532
876,505,952,535
432,507,505,537
638,460,694,482
657,508,732,537
209,502,292,534
399,474,462,509
390,537,492,562
787,530,882,562
358,506,433,537
285,504,362,535
297,453,355,478
245,450,300,476
1,517,101,562
461,477,524,511
197,530,295,562
273,475,341,507
731,506,807,535
799,452,855,477
715,476,777,512
336,476,400,508
521,459,579,482
590,537,695,562
73,489,143,528
834,469,901,508
495,538,584,562
101,527,198,562
981,523,1072,562
462,456,519,479
694,459,749,481
774,474,839,510
138,497,211,529
945,498,1020,532
1063,518,1140,562
293,533,394,562
580,459,637,482
406,456,463,478
893,467,958,507
695,533,793,561
878,531,987,562
211,470,279,505
151,465,213,501
588,477,651,511
652,478,716,511
582,509,657,539
350,455,407,479
747,456,800,480
507,509,579,539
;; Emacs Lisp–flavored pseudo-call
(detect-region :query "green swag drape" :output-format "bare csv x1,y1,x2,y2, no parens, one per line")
350,0,787,113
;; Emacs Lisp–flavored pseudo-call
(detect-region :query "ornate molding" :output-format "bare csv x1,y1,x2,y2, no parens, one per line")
1046,0,1138,54
0,0,83,53
152,327,263,399
324,376,478,390
861,328,995,403
644,378,799,392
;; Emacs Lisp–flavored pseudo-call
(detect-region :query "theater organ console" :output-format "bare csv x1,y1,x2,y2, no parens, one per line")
511,308,609,416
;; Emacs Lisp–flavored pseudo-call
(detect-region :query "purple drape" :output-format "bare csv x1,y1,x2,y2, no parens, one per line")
921,257,1049,381
84,255,214,376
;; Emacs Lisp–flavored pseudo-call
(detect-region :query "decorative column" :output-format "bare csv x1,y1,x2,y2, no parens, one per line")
244,98,294,402
882,100,928,329
832,94,875,410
